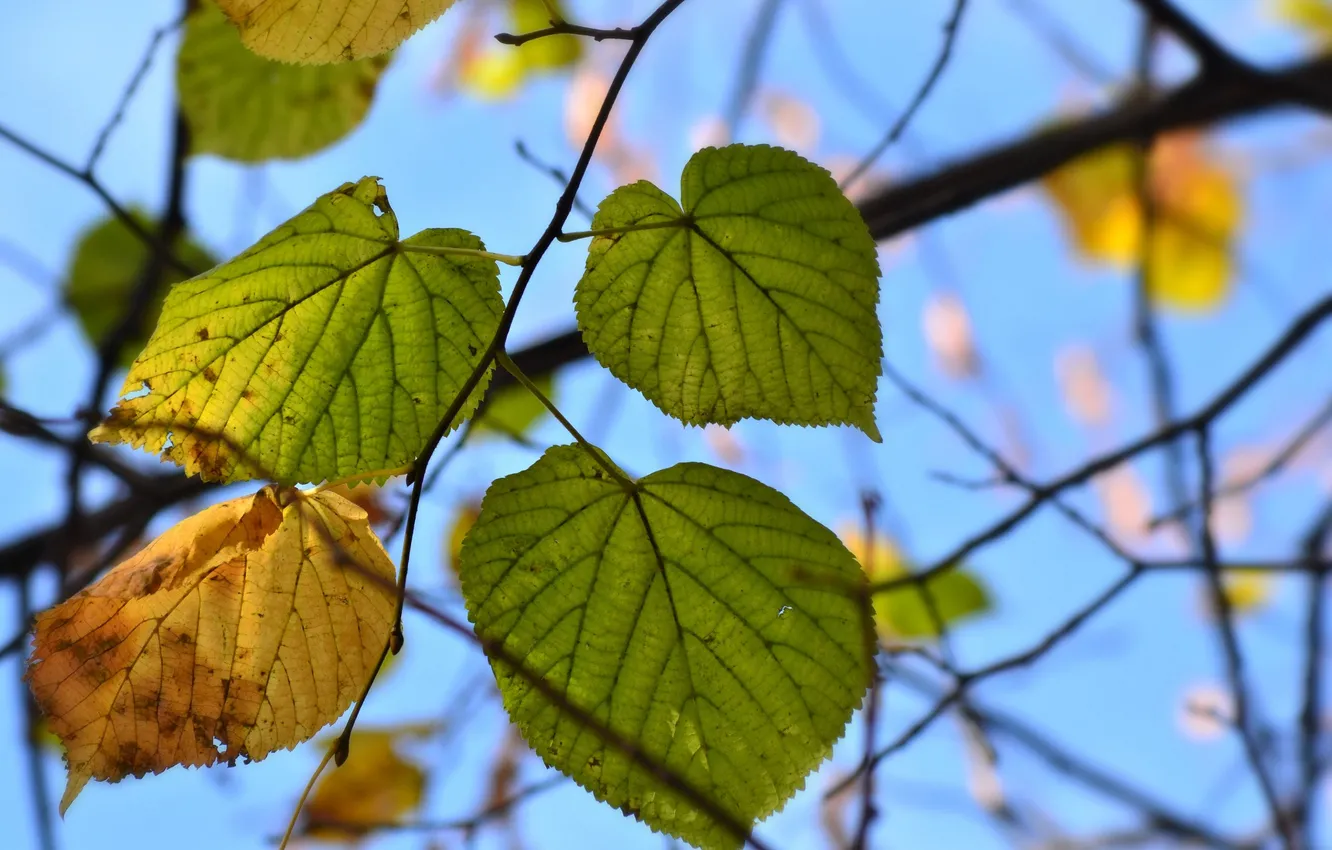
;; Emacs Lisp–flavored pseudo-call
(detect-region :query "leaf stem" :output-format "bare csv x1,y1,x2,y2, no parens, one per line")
497,351,636,491
278,743,337,850
398,243,526,266
557,217,690,242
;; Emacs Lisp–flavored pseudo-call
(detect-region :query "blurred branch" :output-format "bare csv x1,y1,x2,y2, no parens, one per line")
840,0,967,192
723,0,786,133
872,291,1332,595
1295,503,1332,846
1150,394,1332,530
1193,426,1290,847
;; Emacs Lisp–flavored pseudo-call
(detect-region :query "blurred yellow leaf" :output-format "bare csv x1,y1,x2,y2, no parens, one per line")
305,729,427,840
1276,0,1332,42
841,525,992,640
445,500,482,583
458,47,528,100
1221,568,1276,615
454,0,581,101
1042,132,1242,312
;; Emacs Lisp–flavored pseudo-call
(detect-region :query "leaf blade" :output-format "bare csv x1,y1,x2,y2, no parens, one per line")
26,487,397,812
458,445,873,849
575,144,883,440
215,0,458,64
89,177,503,485
178,4,392,162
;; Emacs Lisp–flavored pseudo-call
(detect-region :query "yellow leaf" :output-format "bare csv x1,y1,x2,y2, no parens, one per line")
305,730,426,839
1276,0,1332,43
1042,132,1242,312
216,0,459,64
26,486,397,813
458,47,528,100
444,500,481,584
1221,568,1276,615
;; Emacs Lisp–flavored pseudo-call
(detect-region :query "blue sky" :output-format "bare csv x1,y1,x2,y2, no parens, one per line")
3,1,1332,848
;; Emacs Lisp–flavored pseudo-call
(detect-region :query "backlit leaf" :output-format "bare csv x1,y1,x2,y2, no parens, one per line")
26,486,396,813
458,445,873,849
1041,132,1242,311
178,3,392,162
215,0,458,64
841,526,991,640
575,144,883,440
304,729,427,839
63,209,217,369
89,177,503,485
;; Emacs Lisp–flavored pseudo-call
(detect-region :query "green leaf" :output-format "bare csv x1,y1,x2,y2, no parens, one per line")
178,3,391,162
877,567,990,639
458,445,873,850
574,143,883,441
473,375,552,439
90,177,503,485
843,528,991,640
64,209,217,369
510,0,581,71
456,0,581,101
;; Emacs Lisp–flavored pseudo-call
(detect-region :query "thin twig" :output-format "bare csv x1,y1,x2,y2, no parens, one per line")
840,0,967,192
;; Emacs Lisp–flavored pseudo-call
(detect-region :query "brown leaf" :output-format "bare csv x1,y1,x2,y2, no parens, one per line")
27,486,397,813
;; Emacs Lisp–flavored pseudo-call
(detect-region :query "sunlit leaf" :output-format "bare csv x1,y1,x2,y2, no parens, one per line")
841,526,991,640
575,144,883,440
63,209,217,369
304,729,427,839
27,486,396,813
178,3,391,162
1041,132,1242,312
458,445,873,849
215,0,458,64
90,177,503,485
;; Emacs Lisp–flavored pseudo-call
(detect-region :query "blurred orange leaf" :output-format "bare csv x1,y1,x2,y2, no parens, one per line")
1042,132,1242,312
